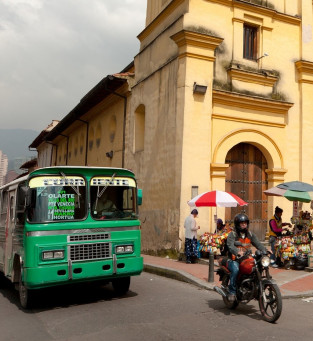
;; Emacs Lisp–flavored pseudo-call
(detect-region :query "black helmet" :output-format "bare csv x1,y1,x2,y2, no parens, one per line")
234,213,249,232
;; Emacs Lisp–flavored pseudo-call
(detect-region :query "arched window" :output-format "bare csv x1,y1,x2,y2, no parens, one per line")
134,104,145,152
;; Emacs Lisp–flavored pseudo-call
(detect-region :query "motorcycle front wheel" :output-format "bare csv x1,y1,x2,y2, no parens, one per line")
259,282,282,323
222,275,239,309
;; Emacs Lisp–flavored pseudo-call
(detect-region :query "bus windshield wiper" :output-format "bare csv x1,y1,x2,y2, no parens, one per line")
97,173,116,198
94,173,116,210
60,172,81,197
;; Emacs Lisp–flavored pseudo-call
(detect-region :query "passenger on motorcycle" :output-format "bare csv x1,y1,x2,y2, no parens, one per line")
226,213,267,302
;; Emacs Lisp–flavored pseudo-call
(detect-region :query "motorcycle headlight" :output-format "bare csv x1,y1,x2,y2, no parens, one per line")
261,256,270,267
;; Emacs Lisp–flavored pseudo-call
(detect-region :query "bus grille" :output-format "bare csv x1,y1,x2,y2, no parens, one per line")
69,233,110,242
69,243,111,261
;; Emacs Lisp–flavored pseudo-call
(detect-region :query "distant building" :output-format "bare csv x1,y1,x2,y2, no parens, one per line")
19,158,38,174
5,170,19,184
11,157,34,175
0,150,8,187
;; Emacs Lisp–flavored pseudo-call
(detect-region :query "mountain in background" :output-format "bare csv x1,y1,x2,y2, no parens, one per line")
0,129,38,160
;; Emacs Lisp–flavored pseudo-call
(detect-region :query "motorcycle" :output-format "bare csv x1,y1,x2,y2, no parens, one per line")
213,245,282,323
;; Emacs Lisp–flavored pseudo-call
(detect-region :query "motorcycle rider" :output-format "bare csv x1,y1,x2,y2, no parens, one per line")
226,213,267,302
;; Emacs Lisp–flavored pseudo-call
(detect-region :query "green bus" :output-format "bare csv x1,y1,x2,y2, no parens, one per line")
0,166,143,308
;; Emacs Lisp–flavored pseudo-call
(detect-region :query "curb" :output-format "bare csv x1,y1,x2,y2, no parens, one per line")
143,263,313,299
144,264,215,291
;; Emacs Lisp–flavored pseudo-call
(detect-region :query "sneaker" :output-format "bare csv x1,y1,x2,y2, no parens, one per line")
227,294,236,302
186,260,191,264
270,263,278,268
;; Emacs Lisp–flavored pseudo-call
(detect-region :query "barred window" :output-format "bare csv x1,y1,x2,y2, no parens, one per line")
243,24,257,60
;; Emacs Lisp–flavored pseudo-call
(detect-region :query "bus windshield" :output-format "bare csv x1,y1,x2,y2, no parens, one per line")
27,175,86,223
90,176,138,220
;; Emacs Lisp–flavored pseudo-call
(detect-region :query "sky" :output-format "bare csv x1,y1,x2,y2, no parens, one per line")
0,0,147,132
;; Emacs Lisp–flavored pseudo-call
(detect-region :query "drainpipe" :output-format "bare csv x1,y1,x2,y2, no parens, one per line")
77,119,89,166
106,76,127,168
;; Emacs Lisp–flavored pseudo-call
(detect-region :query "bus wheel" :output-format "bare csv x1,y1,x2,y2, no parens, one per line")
19,273,33,309
112,276,130,296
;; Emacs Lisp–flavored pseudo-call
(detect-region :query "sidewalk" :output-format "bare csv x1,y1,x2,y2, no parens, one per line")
143,254,313,298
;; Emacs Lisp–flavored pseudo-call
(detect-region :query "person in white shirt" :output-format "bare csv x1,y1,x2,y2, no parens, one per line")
184,209,200,263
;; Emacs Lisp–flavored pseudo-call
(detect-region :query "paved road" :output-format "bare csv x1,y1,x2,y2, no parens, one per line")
0,273,312,340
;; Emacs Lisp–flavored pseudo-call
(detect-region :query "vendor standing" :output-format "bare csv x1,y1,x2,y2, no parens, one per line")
269,206,291,268
184,209,200,264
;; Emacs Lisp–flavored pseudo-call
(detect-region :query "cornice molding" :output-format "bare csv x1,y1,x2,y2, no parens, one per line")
295,60,313,74
178,52,216,61
212,113,285,128
138,0,185,42
265,168,288,183
213,89,293,114
210,163,229,178
295,60,313,84
171,30,223,50
228,68,278,87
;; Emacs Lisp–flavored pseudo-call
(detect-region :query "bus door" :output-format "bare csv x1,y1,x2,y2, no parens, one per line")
4,190,15,276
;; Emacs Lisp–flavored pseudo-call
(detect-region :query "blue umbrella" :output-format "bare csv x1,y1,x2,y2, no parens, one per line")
277,181,313,192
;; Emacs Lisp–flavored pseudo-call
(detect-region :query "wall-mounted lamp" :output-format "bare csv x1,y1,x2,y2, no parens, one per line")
193,82,207,94
256,52,269,61
106,150,113,159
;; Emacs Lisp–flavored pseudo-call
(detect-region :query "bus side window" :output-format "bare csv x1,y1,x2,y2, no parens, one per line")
16,184,27,226
0,191,8,227
10,196,14,222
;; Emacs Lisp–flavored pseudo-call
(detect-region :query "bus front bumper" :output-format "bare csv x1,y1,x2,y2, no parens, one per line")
23,256,143,289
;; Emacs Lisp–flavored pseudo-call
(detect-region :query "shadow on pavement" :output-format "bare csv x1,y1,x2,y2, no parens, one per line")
207,298,264,322
0,276,138,313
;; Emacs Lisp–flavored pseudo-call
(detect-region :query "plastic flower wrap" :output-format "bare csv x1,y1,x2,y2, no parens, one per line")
199,230,230,254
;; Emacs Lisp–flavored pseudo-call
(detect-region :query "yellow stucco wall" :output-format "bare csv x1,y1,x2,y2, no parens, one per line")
42,0,313,252
134,0,313,249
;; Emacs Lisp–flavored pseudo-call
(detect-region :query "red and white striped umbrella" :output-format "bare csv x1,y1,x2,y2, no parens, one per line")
187,190,248,208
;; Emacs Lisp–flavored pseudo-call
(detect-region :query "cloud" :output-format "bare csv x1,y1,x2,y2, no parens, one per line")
0,0,146,131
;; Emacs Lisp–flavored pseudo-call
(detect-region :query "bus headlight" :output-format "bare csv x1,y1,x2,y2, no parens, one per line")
42,250,65,260
116,245,133,254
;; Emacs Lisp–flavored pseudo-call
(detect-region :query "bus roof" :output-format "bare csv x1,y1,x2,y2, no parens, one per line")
28,166,135,178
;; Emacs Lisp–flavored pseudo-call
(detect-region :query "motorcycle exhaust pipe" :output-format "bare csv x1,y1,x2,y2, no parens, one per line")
214,286,227,298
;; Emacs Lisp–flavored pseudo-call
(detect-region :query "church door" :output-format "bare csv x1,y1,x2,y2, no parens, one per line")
225,143,268,240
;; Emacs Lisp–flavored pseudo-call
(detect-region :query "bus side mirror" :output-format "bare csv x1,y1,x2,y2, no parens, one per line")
137,189,143,206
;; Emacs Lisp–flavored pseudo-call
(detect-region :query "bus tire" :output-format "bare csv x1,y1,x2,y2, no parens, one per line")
19,272,34,309
112,276,130,296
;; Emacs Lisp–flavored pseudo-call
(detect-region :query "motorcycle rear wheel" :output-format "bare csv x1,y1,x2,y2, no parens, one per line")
222,275,239,309
259,282,282,323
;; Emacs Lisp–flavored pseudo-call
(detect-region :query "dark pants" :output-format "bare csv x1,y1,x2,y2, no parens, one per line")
269,236,277,263
185,237,198,261
228,260,239,294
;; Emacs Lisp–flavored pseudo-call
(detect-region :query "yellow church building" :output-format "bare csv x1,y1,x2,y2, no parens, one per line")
31,0,313,254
